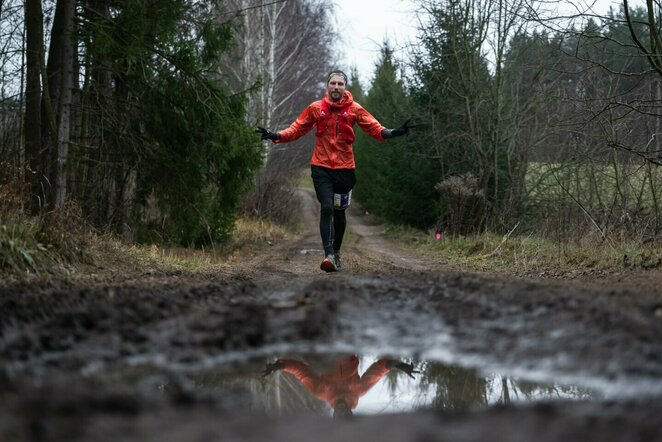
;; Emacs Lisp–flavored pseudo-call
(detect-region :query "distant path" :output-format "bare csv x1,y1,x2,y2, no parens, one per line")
228,187,440,285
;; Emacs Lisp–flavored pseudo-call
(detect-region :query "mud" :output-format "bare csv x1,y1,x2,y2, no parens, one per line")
1,188,662,441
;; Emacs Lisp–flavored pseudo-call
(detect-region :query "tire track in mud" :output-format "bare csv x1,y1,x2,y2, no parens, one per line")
0,280,261,372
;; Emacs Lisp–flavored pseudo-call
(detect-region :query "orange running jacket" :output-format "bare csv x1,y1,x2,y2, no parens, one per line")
275,91,386,169
278,355,390,409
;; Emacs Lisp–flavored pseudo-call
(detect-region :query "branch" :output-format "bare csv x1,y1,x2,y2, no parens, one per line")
608,141,662,165
480,220,521,258
550,164,616,248
219,0,288,16
623,0,662,76
646,0,662,60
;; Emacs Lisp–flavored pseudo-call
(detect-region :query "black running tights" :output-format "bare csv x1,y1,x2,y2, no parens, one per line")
311,165,356,256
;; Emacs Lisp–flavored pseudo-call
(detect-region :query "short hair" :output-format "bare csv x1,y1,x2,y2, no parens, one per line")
327,70,348,84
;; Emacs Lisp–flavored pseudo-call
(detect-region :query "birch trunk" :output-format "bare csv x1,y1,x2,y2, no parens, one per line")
261,1,288,165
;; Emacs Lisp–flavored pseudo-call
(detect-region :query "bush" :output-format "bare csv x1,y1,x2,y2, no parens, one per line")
240,167,302,227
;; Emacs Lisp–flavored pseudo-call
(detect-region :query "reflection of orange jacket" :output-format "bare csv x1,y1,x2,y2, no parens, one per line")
278,355,390,409
275,91,386,169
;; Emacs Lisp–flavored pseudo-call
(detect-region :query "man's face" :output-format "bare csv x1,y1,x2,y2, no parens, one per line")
327,75,346,102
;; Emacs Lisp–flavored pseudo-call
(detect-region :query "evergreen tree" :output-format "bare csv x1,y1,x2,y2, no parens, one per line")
348,66,365,103
409,0,521,234
354,43,438,227
77,0,262,244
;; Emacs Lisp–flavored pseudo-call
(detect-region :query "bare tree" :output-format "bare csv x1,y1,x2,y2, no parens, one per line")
218,0,336,166
412,0,546,230
1,1,27,164
216,0,337,223
519,1,662,239
18,0,76,211
623,0,662,77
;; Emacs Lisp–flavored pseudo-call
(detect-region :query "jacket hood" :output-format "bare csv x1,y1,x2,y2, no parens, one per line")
323,90,354,109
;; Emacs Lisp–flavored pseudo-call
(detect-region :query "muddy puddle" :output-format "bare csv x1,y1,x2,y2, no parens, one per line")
96,353,599,417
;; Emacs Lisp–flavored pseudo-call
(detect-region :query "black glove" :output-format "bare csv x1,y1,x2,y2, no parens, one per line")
381,118,412,139
386,360,420,379
262,361,284,377
256,126,280,141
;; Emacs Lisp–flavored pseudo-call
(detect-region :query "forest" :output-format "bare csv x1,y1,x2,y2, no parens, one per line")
2,0,662,266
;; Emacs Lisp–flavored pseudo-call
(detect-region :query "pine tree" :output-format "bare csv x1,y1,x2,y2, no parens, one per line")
72,0,262,244
348,66,365,103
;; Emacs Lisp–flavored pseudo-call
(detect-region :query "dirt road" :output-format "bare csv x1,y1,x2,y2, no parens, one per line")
1,189,662,441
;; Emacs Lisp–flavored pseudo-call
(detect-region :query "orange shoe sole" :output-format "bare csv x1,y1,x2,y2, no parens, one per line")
320,258,337,272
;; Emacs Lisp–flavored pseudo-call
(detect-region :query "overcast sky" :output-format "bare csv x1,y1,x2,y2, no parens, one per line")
334,0,419,84
333,0,636,85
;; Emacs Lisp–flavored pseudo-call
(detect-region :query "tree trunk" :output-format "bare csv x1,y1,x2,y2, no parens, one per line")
44,0,75,209
24,0,44,211
264,1,276,164
263,0,286,166
501,377,510,404
119,167,137,240
651,78,661,233
52,0,76,209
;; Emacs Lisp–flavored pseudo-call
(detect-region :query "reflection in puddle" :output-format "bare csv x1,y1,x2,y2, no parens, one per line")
261,355,419,417
135,353,598,417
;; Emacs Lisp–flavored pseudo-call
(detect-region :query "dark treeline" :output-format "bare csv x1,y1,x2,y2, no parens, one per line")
354,1,662,242
0,0,335,245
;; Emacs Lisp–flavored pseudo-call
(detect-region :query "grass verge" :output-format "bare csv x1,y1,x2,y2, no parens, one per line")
0,203,88,276
1,213,292,279
386,224,662,275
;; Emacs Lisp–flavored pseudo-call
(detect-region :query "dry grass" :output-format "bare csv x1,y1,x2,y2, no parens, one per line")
229,216,290,248
296,170,314,189
0,174,89,275
84,216,291,275
121,216,290,272
0,216,44,273
0,206,96,277
1,209,293,279
387,224,662,275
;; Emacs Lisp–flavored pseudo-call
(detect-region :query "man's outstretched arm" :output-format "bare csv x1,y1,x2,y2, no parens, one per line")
385,359,420,378
257,103,319,144
381,119,412,139
356,106,412,141
262,358,324,397
356,358,391,397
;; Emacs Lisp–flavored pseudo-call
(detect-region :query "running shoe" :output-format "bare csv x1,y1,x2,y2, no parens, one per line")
320,255,338,272
333,252,343,270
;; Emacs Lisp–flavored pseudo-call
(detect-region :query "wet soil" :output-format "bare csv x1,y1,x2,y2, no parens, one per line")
1,189,662,441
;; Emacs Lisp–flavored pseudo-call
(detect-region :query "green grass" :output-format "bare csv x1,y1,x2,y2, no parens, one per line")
525,161,662,215
0,207,90,276
0,218,44,273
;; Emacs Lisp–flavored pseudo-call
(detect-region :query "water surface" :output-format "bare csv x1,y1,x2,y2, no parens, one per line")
111,353,598,417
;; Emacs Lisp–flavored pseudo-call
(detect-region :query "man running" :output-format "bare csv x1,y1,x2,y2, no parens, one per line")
257,70,410,272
